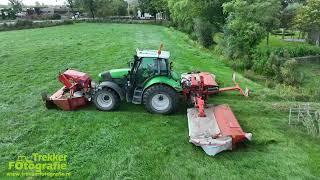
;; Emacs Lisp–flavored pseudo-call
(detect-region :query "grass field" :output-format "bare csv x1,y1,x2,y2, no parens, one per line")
258,35,320,100
298,63,320,93
1,23,320,179
258,35,310,49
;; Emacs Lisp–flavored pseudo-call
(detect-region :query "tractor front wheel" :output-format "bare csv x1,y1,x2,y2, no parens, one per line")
143,85,179,114
93,89,120,111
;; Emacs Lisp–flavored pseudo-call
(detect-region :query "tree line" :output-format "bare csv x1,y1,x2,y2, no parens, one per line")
130,0,319,86
3,0,319,56
68,0,320,87
67,0,128,19
143,0,318,54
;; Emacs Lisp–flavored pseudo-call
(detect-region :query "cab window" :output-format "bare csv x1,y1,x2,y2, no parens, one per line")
158,58,168,75
137,58,157,75
136,57,157,84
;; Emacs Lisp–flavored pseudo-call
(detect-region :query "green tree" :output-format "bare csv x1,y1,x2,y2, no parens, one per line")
138,0,168,20
167,0,200,32
82,0,98,19
280,59,300,85
223,0,281,58
259,0,281,45
197,0,228,32
66,0,76,15
35,1,41,7
281,0,306,8
167,0,227,33
1,9,5,19
8,0,22,15
96,0,128,17
79,0,128,18
111,0,128,16
193,18,214,47
127,0,139,16
280,2,302,29
295,0,320,33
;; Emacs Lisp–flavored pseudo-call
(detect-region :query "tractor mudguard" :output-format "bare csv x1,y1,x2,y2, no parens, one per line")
98,81,125,101
143,76,182,92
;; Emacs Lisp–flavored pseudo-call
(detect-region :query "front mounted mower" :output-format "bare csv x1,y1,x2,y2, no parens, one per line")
43,45,251,156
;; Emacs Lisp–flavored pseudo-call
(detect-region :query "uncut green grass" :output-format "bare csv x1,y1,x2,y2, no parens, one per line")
259,35,320,95
258,34,313,49
298,63,320,90
0,23,319,179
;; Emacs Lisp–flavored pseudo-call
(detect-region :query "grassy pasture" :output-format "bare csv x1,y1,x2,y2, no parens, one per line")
0,23,320,179
258,35,309,49
298,63,320,91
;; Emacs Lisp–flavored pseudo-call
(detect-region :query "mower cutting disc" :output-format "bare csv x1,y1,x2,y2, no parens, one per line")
187,104,251,156
187,105,220,138
187,105,233,156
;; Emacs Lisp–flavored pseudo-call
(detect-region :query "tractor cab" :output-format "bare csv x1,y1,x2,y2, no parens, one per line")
129,50,171,87
125,49,177,105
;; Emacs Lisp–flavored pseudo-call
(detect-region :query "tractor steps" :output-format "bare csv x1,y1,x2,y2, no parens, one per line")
132,88,143,104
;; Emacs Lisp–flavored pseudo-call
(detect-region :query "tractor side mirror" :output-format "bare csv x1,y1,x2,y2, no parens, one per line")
134,55,139,60
128,61,134,68
170,62,173,69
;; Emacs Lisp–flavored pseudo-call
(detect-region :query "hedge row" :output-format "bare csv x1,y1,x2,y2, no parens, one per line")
0,19,74,32
254,45,320,58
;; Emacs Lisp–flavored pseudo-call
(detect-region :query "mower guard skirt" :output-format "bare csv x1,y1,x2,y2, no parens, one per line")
45,87,87,111
187,104,251,156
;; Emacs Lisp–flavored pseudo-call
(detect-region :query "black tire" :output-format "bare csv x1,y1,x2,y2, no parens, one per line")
93,88,120,111
41,92,56,109
143,85,179,114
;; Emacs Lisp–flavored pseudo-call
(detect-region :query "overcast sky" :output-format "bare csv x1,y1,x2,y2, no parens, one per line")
0,0,66,5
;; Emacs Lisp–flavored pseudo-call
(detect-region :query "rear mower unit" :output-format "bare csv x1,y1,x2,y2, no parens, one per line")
42,70,92,111
43,46,251,156
182,72,251,155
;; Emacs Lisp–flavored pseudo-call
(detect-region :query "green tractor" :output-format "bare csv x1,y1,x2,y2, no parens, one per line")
44,47,251,156
44,47,247,114
93,49,182,114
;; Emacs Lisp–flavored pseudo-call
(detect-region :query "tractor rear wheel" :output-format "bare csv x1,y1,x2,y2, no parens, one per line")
93,88,120,111
143,85,179,114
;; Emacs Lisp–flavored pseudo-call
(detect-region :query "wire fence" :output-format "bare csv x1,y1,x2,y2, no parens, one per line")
289,103,320,137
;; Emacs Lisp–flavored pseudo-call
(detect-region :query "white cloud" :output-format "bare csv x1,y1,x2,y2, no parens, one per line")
0,0,66,6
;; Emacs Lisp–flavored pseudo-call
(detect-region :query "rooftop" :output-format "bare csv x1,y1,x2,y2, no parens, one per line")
136,50,170,59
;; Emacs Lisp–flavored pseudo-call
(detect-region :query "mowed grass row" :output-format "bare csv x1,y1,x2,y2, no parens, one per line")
0,23,319,179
